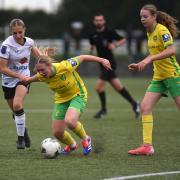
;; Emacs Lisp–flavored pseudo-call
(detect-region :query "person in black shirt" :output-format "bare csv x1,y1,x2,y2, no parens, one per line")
89,13,140,119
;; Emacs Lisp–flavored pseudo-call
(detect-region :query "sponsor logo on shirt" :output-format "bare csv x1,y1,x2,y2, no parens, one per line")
149,45,159,49
19,57,28,64
162,34,171,42
1,46,7,54
68,58,77,67
13,66,28,70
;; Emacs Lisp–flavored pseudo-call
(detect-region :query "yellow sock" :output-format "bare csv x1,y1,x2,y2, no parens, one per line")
60,131,75,146
72,121,87,140
142,114,153,145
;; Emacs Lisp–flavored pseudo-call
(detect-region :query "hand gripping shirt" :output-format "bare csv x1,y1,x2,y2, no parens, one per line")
0,35,34,87
147,23,180,80
37,57,88,103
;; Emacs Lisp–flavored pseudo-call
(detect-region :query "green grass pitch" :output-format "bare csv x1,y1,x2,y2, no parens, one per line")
0,77,180,180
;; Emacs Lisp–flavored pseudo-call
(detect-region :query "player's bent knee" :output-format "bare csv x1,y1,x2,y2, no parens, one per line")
95,87,101,92
176,103,180,111
95,87,104,93
52,129,64,139
95,83,104,92
13,103,22,111
140,103,152,114
64,119,76,129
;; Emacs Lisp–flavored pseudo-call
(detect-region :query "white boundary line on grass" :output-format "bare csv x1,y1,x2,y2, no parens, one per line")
103,171,180,180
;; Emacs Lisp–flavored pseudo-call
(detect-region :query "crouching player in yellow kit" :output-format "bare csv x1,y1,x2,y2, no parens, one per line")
128,4,180,155
25,54,111,155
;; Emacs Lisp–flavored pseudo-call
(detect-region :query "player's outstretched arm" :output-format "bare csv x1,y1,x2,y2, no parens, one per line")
128,45,175,72
78,55,112,70
23,75,40,84
0,58,28,81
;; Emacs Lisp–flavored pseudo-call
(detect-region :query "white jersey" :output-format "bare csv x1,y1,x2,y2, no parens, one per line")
0,35,34,87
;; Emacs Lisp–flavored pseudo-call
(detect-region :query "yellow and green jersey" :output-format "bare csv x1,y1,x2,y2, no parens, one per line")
147,23,180,80
37,57,88,103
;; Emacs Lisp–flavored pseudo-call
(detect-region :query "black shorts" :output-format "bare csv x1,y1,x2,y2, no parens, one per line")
99,69,117,81
2,82,30,100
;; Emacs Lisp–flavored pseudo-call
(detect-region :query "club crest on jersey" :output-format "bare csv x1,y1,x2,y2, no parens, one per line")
1,46,7,54
68,58,77,67
19,57,28,64
162,34,170,42
153,35,157,42
60,74,66,81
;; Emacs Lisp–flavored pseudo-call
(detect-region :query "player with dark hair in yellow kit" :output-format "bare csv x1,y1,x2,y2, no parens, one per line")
128,4,180,155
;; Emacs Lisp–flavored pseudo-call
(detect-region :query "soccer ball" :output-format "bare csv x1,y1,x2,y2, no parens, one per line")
40,138,61,158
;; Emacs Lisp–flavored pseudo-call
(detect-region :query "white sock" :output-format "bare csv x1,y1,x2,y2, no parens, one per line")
15,113,26,136
70,142,77,148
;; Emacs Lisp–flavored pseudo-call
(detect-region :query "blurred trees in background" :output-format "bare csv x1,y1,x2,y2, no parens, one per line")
1,0,180,76
0,0,179,39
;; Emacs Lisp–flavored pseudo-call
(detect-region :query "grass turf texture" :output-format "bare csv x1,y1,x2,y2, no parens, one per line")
0,77,180,180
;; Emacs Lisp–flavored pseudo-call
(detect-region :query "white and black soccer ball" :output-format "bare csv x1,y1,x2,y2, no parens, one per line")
41,138,61,158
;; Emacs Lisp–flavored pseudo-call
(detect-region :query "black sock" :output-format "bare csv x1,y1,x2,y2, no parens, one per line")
14,109,24,116
18,136,24,142
12,113,15,120
119,88,136,106
98,91,106,111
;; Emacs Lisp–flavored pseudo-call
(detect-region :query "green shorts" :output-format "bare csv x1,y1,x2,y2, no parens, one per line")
52,95,87,120
147,77,180,97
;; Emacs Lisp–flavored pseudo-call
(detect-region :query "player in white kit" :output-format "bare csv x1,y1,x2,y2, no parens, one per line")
0,19,40,149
